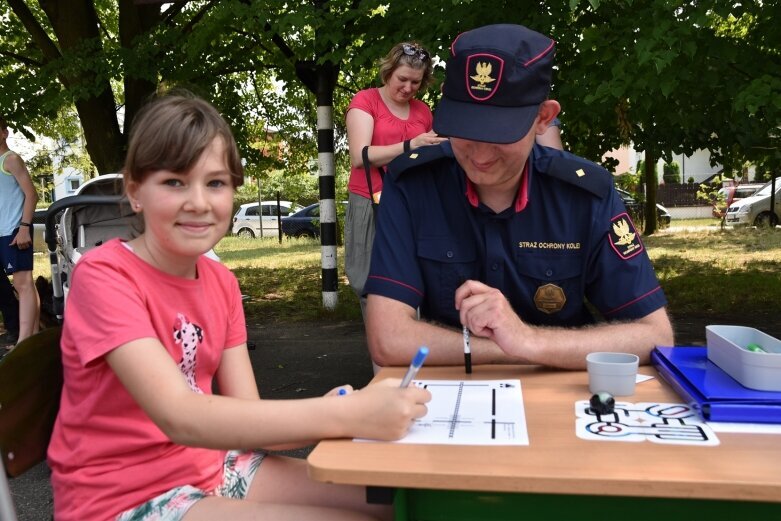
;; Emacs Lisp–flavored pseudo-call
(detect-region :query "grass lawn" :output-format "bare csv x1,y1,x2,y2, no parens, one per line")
644,227,781,316
33,228,781,323
215,236,362,324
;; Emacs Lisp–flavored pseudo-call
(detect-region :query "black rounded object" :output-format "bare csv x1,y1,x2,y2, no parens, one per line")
589,392,615,414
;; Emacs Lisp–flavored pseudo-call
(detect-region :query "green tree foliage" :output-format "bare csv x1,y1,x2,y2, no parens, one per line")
553,0,780,233
2,1,778,223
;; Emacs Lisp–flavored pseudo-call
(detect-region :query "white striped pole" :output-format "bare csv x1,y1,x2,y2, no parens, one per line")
317,104,338,310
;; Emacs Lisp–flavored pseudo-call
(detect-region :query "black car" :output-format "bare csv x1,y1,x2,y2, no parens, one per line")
281,201,348,238
281,203,320,238
616,188,671,227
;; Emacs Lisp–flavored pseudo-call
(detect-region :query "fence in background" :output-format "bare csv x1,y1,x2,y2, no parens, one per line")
652,183,714,221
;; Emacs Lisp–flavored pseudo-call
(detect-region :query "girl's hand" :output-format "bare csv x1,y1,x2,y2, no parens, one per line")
410,131,448,149
325,385,353,397
341,378,431,441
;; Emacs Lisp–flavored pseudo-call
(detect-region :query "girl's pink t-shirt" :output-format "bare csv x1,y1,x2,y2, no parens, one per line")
47,239,247,521
346,88,433,199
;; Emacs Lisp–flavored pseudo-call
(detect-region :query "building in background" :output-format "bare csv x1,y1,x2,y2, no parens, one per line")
53,167,83,201
604,145,723,184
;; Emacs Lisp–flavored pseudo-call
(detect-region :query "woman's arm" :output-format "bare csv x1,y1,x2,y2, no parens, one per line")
346,108,405,168
346,109,446,170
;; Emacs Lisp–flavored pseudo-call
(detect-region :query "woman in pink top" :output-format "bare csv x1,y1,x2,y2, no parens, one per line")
345,42,447,316
47,93,430,521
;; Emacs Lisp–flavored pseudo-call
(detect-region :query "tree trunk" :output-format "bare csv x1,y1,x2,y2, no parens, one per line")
119,0,161,135
644,146,658,235
39,0,125,174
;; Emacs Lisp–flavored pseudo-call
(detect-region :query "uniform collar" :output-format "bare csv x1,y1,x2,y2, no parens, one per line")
464,160,530,213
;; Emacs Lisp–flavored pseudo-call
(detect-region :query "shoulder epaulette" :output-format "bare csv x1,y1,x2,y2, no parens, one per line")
544,155,612,199
387,141,453,180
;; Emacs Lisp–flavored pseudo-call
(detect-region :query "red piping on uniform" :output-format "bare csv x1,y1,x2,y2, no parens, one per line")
524,40,555,67
366,275,424,296
450,32,465,55
514,162,530,212
464,162,529,212
604,286,662,315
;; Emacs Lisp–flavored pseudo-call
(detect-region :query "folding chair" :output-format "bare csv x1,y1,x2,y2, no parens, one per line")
0,326,63,478
0,456,17,521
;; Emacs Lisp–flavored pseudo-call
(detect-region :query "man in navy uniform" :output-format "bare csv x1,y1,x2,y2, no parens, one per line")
364,24,673,370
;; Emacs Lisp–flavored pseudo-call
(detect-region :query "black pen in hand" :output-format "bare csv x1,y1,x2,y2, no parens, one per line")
463,326,472,374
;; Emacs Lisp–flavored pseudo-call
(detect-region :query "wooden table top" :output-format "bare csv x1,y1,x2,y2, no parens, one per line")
307,365,781,503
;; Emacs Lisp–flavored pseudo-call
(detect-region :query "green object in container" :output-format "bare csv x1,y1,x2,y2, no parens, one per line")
745,342,766,353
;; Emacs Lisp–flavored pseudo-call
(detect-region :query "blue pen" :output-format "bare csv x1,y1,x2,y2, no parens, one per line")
400,346,429,388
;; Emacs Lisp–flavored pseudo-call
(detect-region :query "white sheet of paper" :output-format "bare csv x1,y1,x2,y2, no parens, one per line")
707,421,781,434
636,373,655,383
360,379,529,446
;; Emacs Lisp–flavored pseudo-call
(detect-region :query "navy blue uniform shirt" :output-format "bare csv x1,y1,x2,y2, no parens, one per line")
364,142,666,328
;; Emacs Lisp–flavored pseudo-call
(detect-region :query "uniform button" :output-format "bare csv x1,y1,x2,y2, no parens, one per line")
545,269,553,277
491,263,499,271
446,251,454,258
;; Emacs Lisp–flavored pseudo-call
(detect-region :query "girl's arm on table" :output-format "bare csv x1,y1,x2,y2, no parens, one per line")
106,338,430,449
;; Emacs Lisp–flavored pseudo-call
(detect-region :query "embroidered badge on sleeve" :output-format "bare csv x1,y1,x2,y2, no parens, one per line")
609,213,644,260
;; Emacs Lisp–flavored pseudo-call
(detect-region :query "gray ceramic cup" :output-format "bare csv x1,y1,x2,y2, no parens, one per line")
586,352,639,396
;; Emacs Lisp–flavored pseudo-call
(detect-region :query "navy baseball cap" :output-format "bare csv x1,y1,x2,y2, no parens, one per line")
433,24,555,144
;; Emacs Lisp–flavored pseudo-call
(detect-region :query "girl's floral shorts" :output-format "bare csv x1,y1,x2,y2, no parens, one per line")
116,450,265,521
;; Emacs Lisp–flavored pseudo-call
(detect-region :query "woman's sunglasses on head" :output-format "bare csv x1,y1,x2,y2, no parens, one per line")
402,43,429,61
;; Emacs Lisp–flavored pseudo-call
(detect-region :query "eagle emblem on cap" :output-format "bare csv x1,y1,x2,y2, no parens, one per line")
471,62,496,86
466,54,504,101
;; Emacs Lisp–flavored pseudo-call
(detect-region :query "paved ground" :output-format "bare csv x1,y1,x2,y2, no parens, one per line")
7,313,781,520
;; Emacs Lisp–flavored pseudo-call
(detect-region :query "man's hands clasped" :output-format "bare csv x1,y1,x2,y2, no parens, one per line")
455,279,533,360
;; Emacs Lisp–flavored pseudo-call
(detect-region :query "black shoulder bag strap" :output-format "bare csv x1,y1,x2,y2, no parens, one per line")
362,146,385,214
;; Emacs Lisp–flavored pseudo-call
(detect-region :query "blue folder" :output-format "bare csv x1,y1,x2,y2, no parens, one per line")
652,346,781,423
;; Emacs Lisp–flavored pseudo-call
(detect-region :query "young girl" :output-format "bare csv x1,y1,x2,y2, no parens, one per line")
47,93,431,521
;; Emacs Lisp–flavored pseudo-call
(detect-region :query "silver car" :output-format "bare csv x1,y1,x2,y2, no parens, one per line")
32,208,47,253
725,177,781,227
232,201,300,238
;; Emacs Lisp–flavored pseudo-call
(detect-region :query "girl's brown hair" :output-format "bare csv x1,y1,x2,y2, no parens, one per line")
378,41,434,90
123,92,244,188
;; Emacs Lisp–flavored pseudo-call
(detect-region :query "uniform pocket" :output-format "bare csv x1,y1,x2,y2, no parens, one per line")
417,236,477,323
514,251,583,318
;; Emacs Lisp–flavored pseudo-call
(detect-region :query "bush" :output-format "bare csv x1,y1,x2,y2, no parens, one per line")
663,162,681,184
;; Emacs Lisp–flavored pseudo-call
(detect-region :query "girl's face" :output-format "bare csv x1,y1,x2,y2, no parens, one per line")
127,137,234,273
385,65,425,104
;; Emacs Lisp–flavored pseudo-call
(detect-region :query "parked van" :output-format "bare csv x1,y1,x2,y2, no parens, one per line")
724,177,781,227
712,183,763,218
232,201,300,238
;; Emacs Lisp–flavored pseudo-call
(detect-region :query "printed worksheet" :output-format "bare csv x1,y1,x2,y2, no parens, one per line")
574,401,719,446
392,379,528,445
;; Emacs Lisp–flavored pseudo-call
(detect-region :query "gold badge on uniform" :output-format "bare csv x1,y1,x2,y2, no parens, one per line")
609,213,644,260
534,283,566,314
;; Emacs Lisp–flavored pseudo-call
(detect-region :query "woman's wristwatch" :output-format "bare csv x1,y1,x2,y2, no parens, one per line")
403,139,411,153
19,222,32,227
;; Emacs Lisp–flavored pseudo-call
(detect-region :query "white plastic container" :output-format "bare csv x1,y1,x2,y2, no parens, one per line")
586,352,639,396
706,325,781,392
